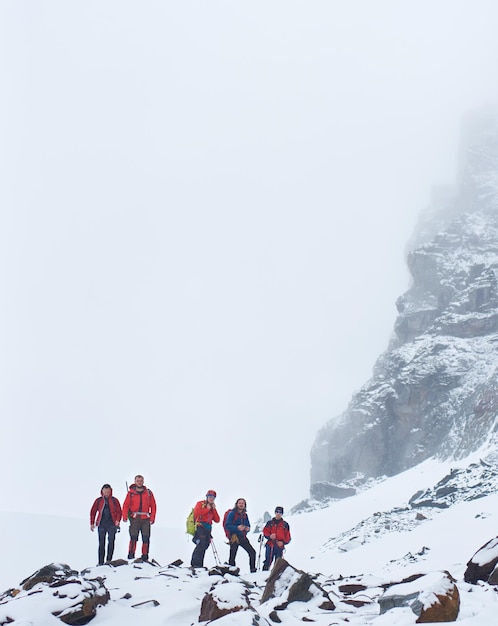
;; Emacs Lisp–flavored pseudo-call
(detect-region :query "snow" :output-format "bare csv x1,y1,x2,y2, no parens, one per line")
2,456,498,624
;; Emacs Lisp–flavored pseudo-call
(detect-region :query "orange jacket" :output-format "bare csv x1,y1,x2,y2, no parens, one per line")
122,484,157,523
194,499,220,530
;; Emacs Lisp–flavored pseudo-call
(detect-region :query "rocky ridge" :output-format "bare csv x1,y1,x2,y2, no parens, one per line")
310,110,498,496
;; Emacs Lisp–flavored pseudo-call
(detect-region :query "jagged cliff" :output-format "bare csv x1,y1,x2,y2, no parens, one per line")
310,110,498,499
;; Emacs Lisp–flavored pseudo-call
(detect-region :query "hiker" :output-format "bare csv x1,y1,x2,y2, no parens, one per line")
225,498,257,573
191,489,220,568
262,506,291,570
122,475,157,562
90,484,122,565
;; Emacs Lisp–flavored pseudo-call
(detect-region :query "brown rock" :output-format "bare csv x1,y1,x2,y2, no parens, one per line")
416,584,460,623
199,592,244,622
380,571,459,622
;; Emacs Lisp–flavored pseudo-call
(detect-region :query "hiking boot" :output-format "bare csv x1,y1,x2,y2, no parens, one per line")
128,553,135,560
142,554,148,561
262,564,269,571
250,568,257,573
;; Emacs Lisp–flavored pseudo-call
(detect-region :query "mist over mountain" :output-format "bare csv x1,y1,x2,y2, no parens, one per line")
311,109,498,499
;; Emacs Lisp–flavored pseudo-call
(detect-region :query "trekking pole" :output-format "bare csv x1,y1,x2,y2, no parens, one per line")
257,534,263,570
210,538,221,566
269,543,274,569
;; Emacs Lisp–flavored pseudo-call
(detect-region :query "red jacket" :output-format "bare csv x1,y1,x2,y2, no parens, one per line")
263,517,291,545
90,488,122,527
194,499,220,530
122,484,157,523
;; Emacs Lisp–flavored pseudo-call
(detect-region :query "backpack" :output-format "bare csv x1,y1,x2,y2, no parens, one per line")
223,508,241,539
186,508,196,535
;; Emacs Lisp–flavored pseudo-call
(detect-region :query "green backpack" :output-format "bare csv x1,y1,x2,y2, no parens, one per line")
186,508,196,535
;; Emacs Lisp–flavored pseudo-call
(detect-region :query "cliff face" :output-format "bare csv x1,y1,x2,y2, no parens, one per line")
310,111,498,498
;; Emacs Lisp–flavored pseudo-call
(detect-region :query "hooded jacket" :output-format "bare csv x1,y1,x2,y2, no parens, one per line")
122,483,157,523
90,487,122,527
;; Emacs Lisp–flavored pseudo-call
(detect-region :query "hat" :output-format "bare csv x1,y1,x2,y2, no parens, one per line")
102,484,111,490
275,506,284,514
206,490,217,497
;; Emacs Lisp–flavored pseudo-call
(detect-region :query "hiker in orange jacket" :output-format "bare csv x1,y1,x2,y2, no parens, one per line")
122,475,157,562
191,489,220,567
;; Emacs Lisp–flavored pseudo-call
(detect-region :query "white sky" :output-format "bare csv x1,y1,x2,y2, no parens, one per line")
2,1,498,527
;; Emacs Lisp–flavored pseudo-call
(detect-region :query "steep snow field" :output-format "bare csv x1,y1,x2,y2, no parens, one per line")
2,456,498,624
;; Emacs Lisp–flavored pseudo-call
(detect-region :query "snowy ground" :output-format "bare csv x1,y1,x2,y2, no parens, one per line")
1,456,498,624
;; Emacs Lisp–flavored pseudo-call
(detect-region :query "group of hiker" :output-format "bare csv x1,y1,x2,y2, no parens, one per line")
90,477,291,571
190,491,291,571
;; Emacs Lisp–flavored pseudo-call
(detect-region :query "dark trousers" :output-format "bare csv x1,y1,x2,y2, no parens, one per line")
128,517,151,557
98,525,117,565
191,525,211,567
229,535,256,571
264,542,284,568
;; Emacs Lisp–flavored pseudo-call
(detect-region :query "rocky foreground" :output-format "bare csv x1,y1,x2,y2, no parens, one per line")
2,545,498,625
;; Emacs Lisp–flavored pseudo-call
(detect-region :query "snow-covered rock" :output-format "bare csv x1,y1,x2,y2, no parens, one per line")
464,536,498,584
379,571,460,622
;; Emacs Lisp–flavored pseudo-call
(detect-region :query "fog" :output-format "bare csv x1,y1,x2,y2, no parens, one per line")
2,1,498,527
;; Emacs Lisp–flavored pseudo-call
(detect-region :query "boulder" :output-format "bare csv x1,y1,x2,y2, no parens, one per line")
464,536,498,583
379,571,459,622
21,563,79,591
199,580,250,622
260,558,335,610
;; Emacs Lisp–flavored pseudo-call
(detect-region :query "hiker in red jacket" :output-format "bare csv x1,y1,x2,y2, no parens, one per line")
191,489,220,567
90,484,122,565
122,475,157,562
262,506,291,570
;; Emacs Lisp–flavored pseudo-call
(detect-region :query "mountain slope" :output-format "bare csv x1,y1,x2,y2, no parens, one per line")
311,110,498,495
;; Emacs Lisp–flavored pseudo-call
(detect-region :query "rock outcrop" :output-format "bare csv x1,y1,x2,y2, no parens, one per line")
0,563,109,625
311,109,498,495
379,571,460,622
260,558,336,614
